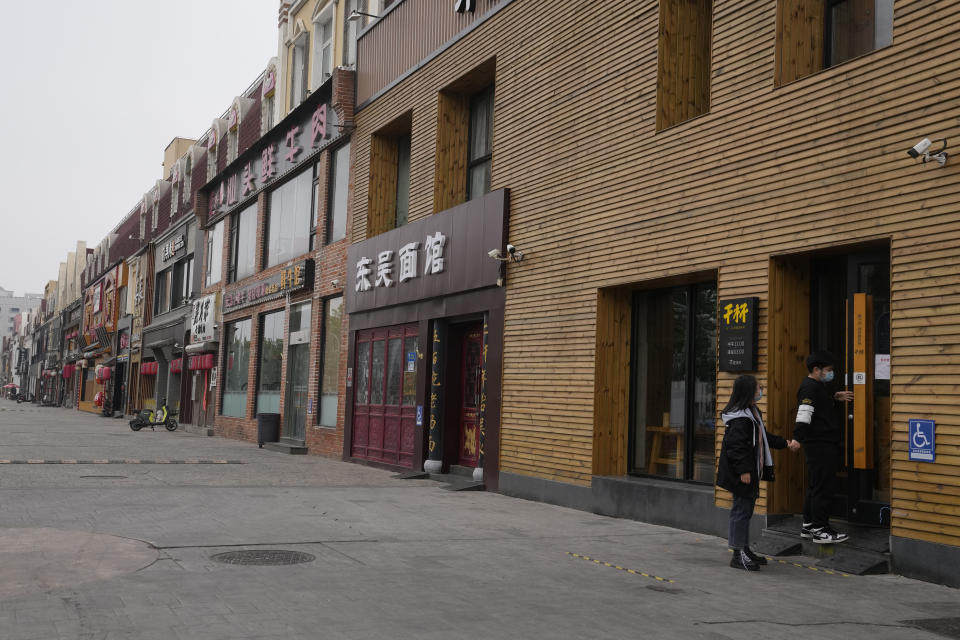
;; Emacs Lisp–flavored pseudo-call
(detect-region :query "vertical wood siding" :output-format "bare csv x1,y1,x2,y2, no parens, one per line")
367,135,400,237
353,0,960,548
657,0,713,130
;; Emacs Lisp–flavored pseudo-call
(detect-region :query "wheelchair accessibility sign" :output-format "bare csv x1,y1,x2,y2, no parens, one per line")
909,419,935,462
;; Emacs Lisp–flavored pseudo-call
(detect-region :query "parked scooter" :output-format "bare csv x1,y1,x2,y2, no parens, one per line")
129,398,178,432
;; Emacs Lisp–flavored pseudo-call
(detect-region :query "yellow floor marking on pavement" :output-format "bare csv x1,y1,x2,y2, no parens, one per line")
61,460,77,464
93,460,110,464
0,461,10,464
727,550,851,577
567,552,674,583
27,460,44,464
124,459,140,464
213,460,228,464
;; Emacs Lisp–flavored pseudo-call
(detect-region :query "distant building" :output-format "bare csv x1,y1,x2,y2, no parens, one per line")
0,286,42,345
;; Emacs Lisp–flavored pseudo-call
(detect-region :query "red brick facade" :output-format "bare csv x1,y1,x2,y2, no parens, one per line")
200,69,355,458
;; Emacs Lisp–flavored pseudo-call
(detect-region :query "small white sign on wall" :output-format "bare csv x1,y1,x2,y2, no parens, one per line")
875,354,891,380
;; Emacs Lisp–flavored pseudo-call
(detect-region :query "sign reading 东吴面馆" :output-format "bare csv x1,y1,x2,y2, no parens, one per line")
719,297,758,372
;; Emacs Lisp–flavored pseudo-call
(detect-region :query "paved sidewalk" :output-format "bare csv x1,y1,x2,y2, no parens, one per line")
1,403,959,639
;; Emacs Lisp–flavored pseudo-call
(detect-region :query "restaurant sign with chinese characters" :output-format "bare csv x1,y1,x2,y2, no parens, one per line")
206,88,339,220
223,260,314,312
345,189,508,313
160,234,185,263
190,293,220,344
719,297,758,372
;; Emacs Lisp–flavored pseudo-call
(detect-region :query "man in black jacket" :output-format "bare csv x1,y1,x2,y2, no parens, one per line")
794,351,854,544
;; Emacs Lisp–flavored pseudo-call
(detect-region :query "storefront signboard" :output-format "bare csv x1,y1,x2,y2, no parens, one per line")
206,89,339,221
191,293,219,343
160,234,186,263
223,260,314,312
346,189,507,313
718,297,758,372
909,419,935,462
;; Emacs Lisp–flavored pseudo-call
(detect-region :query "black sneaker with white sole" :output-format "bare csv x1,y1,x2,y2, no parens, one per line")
810,527,849,544
800,522,816,538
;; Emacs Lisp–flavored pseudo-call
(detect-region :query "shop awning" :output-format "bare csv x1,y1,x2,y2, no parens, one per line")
185,341,219,354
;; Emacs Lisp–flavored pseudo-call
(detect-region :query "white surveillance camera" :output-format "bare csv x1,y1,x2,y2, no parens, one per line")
506,244,516,255
908,138,932,159
487,249,502,259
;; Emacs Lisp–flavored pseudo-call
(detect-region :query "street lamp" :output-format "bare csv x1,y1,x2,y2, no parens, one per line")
347,9,378,22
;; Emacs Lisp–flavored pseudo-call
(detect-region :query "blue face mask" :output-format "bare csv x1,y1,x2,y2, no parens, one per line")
754,389,763,403
822,371,835,383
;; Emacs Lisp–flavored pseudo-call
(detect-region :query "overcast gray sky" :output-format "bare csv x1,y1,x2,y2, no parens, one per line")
0,0,278,297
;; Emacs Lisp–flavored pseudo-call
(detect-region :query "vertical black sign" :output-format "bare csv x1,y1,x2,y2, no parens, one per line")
719,297,758,372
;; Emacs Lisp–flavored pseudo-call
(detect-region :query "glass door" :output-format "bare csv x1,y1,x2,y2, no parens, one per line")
810,249,890,525
283,302,312,442
845,252,891,525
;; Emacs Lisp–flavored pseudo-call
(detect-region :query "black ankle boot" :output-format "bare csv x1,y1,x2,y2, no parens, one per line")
743,547,768,565
730,549,760,571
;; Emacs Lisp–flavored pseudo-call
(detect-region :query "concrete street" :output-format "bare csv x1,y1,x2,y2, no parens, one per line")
1,403,958,640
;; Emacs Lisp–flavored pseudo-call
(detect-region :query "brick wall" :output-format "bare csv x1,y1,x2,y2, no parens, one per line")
203,70,355,458
239,85,264,153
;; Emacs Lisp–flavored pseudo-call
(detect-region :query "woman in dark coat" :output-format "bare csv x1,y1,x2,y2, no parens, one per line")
718,374,800,571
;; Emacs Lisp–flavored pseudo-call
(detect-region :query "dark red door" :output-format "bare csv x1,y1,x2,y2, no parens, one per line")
458,324,483,467
352,324,419,467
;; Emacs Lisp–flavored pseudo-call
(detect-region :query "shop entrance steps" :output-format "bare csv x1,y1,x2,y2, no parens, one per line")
395,465,484,491
757,514,890,575
263,438,308,455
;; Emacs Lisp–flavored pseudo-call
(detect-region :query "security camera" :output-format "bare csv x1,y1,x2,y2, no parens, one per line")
506,244,516,255
908,138,931,159
487,249,502,259
907,137,948,166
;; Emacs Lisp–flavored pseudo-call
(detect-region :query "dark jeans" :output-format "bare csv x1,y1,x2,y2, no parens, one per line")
803,443,839,528
728,493,756,550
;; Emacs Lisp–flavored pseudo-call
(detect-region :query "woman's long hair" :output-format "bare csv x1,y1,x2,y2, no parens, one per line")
723,374,758,413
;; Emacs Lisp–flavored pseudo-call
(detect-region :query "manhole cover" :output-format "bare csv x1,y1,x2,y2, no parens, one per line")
210,550,315,566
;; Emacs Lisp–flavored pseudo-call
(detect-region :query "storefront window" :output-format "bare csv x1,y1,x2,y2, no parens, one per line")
257,310,285,414
171,256,193,309
229,203,257,283
284,301,312,440
318,297,343,426
222,319,251,417
266,170,313,268
327,143,350,244
467,87,493,200
630,282,717,483
154,268,171,315
205,220,224,286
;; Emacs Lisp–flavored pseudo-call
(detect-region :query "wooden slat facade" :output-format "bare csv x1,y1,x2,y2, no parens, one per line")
356,0,508,106
352,0,960,553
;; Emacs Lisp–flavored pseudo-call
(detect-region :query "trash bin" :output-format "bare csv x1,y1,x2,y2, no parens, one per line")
257,413,280,448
